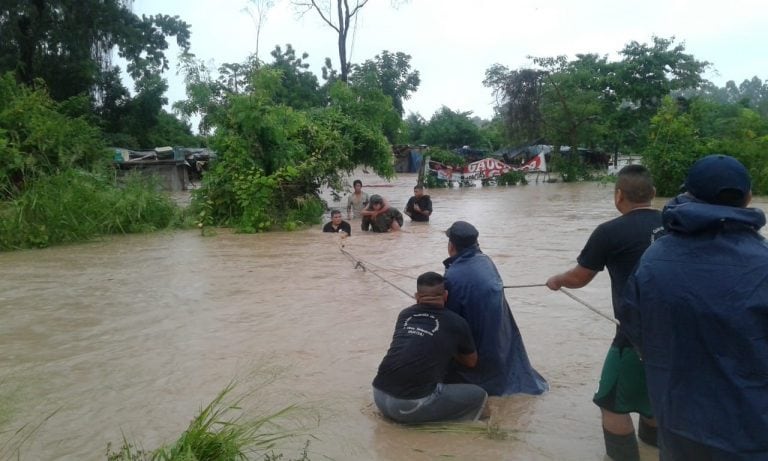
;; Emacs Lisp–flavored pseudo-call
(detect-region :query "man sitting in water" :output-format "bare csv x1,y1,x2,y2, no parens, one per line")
361,194,403,232
372,271,488,424
322,210,351,236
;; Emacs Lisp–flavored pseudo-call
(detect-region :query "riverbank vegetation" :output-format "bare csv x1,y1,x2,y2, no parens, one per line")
106,384,312,461
1,1,767,249
481,37,768,192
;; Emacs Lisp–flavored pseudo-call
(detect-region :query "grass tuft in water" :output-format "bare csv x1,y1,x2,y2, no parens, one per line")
106,382,313,461
409,421,514,441
0,407,61,461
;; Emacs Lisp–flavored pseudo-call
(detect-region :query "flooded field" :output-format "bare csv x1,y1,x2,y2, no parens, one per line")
1,173,766,460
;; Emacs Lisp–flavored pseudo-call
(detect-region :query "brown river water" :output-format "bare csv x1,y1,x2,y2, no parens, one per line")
1,172,766,461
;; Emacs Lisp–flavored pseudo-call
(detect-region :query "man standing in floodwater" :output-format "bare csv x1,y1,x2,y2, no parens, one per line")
404,185,432,222
346,179,369,219
322,209,351,236
443,220,548,396
546,165,661,461
620,155,768,460
361,195,403,232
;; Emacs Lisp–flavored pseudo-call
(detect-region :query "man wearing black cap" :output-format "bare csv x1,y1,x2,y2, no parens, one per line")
361,194,403,232
442,220,548,396
619,155,768,460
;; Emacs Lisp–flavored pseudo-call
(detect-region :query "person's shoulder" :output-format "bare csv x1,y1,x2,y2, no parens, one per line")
398,304,422,316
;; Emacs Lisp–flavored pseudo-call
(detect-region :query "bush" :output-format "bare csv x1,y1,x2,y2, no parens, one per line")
0,73,109,197
0,169,181,250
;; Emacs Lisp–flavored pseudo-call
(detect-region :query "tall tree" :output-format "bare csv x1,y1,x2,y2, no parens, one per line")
264,44,323,109
614,36,709,118
243,0,275,62
484,36,709,157
483,64,545,144
0,0,190,102
421,107,483,149
349,50,420,116
292,0,369,82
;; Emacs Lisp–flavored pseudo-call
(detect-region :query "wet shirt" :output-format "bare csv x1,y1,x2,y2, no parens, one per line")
373,304,476,399
405,195,433,222
576,208,662,348
346,192,369,217
362,208,404,232
322,220,351,235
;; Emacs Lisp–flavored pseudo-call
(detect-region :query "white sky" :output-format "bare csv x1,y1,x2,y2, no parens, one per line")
132,0,768,121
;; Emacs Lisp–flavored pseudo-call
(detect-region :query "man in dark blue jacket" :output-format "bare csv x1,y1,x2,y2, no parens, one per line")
442,221,548,396
620,155,768,460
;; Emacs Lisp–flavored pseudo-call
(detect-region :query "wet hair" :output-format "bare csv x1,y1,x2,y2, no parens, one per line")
330,210,342,218
353,179,363,187
616,164,655,203
416,271,445,295
414,185,424,191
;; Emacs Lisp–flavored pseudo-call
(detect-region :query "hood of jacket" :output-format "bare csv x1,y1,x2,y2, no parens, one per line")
663,201,766,235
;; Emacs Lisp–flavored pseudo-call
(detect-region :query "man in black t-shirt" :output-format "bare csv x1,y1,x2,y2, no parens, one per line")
404,185,432,222
546,165,662,461
322,210,351,236
372,272,487,424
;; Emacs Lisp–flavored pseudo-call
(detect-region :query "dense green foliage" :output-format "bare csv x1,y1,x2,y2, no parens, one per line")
350,51,420,117
644,97,768,196
0,0,197,149
0,73,108,196
425,147,467,167
483,36,768,188
0,170,183,250
403,109,504,152
191,69,395,232
0,74,188,250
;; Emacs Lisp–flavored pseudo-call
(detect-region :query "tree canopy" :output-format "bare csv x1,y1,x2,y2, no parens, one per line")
0,0,195,148
483,36,710,155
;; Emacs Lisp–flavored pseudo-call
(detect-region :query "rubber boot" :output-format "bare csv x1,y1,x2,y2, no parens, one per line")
603,428,640,461
638,418,658,447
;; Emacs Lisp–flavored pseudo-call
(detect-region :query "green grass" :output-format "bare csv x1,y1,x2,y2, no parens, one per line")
0,169,188,251
107,382,313,461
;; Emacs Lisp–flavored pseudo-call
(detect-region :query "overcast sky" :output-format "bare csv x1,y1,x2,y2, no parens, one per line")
132,0,768,121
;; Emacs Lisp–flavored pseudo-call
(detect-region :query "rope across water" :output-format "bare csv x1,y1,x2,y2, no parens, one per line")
339,245,618,325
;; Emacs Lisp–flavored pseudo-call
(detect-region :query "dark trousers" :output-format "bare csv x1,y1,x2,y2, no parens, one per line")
659,428,768,461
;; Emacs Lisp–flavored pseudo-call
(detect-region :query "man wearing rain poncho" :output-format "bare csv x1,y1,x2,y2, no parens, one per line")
442,221,548,395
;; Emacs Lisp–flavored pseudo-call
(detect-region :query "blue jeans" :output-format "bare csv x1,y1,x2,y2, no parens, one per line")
373,383,487,424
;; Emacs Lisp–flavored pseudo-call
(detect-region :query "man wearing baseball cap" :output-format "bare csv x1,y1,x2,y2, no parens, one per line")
442,220,548,396
619,155,768,460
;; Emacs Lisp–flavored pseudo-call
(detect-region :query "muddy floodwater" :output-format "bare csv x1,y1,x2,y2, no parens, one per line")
1,173,766,461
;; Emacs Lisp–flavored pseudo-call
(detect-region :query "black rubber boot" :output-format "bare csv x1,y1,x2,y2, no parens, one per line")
638,418,659,447
603,428,640,461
